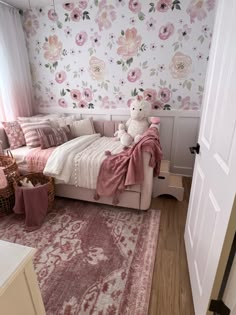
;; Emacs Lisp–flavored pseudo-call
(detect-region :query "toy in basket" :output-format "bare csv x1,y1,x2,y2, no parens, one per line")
0,152,19,216
13,173,55,211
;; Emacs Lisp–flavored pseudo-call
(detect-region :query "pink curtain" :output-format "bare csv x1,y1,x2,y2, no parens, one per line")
0,4,34,121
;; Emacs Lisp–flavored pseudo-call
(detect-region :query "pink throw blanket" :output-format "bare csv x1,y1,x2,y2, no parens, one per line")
26,147,55,172
95,127,163,204
13,184,48,231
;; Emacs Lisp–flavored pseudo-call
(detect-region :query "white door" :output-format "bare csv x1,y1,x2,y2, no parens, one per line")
184,0,236,314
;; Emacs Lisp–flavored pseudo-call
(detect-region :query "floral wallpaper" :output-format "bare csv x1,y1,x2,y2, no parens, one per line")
22,0,216,111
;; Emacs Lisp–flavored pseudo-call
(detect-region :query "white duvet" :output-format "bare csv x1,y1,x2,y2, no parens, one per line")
43,134,101,184
43,134,124,188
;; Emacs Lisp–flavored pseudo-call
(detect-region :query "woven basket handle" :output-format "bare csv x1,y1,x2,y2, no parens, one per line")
6,150,13,159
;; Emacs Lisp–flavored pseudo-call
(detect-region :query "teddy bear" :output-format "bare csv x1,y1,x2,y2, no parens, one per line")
114,123,126,140
119,96,152,146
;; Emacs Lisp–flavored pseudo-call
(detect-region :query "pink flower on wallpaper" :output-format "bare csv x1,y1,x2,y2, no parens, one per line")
43,35,63,62
169,52,193,79
89,57,106,81
178,24,191,41
158,87,172,103
146,18,156,31
179,96,199,110
187,0,215,23
58,98,68,108
156,0,172,12
96,0,116,31
70,89,81,101
75,31,88,46
48,9,58,21
91,32,101,46
152,100,164,109
70,8,82,22
82,88,93,102
128,0,142,13
78,100,88,108
100,96,116,109
143,89,157,103
117,28,142,60
55,71,67,84
23,11,39,37
127,68,142,82
159,23,175,40
63,3,75,11
78,0,88,10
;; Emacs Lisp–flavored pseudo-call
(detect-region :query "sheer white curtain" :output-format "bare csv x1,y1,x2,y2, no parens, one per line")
0,3,33,121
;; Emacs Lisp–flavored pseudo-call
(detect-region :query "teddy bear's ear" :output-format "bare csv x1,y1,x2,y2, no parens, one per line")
137,95,143,101
144,95,149,101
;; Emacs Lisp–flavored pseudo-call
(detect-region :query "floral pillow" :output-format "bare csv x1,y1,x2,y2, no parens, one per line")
1,121,26,149
36,126,72,149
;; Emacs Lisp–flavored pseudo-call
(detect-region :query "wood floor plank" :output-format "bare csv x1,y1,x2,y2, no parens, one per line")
148,177,194,315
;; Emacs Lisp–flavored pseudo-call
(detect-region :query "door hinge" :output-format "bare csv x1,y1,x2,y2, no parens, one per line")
209,299,230,315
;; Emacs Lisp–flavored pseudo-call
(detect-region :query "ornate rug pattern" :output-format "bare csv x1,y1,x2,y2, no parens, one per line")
0,198,160,315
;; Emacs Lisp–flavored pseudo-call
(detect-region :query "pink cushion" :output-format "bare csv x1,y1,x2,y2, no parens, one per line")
1,121,26,149
36,126,72,149
20,121,51,148
93,121,122,137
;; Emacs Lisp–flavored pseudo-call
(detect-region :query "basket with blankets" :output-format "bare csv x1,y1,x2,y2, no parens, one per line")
13,173,55,231
0,152,19,215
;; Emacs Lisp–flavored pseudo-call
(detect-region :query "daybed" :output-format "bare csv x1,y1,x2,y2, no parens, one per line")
0,120,158,211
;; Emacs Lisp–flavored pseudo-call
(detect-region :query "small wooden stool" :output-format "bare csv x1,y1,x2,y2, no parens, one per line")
152,160,184,201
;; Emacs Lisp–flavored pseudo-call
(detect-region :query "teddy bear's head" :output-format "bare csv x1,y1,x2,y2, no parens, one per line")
130,97,152,121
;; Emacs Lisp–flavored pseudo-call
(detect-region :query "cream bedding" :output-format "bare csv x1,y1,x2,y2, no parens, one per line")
43,135,124,188
72,136,124,189
43,134,101,184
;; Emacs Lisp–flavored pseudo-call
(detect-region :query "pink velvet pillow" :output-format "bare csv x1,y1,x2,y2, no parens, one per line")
36,126,72,149
2,121,26,149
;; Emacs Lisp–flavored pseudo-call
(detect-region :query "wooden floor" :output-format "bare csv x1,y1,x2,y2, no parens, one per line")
148,177,195,315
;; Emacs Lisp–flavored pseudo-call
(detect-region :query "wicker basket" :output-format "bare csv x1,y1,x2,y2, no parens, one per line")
13,173,55,211
0,153,19,216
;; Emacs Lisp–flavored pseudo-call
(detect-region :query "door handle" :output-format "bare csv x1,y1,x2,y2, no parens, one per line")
189,143,200,154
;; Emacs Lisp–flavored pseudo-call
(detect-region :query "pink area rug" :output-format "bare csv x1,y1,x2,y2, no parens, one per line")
0,198,160,315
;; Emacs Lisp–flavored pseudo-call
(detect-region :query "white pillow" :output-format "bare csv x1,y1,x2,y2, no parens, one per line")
50,115,76,128
71,118,95,137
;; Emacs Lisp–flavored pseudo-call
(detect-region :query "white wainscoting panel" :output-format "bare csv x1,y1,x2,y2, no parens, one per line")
39,108,201,176
171,115,200,175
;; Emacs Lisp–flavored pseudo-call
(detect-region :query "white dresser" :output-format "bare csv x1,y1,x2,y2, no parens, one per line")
0,240,45,315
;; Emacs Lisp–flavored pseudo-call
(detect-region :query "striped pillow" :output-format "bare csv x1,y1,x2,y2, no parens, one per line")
20,121,51,148
36,126,72,149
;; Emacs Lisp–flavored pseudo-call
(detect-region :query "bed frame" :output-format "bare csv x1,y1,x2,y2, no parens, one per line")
0,120,154,210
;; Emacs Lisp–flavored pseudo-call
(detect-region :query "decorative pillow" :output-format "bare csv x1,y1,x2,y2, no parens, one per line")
50,115,77,128
70,118,95,137
1,121,26,149
36,126,72,149
20,121,51,148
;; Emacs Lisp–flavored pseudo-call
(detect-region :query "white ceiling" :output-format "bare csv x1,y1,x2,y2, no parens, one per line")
1,0,65,9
